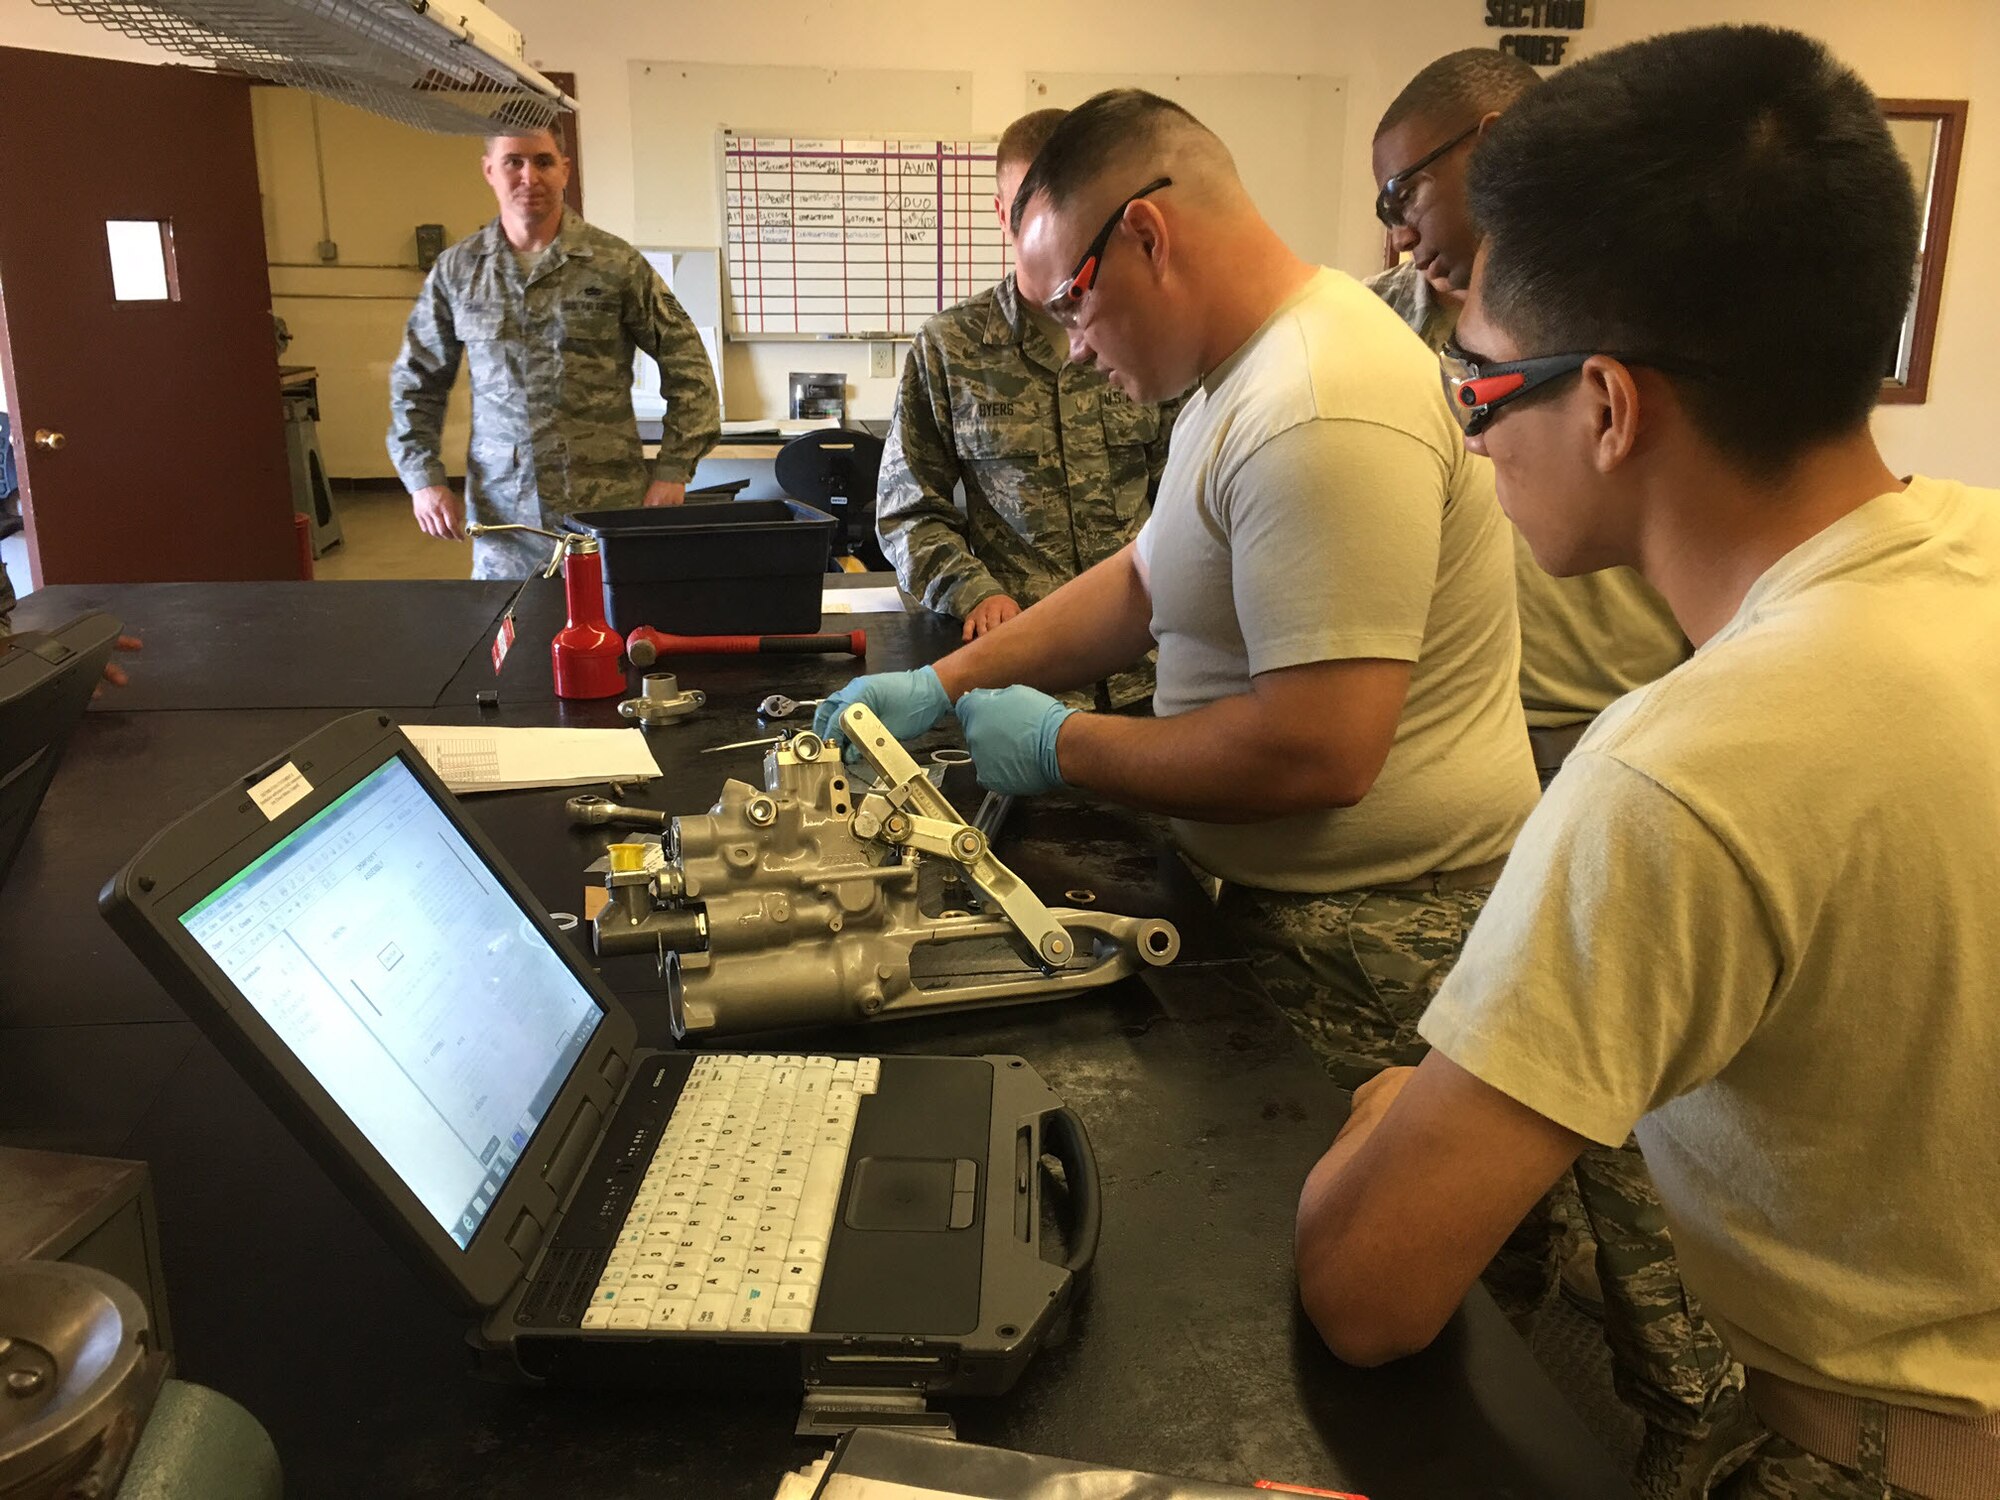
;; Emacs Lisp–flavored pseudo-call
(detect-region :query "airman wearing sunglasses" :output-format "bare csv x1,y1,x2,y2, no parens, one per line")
1365,52,1753,1500
1304,28,2000,1500
1366,51,1689,792
816,89,1538,1188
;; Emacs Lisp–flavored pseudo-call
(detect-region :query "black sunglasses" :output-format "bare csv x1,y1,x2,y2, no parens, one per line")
1044,177,1172,328
1375,123,1480,229
1441,339,1719,437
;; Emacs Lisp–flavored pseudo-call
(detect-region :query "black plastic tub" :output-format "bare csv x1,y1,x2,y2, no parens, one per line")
564,500,836,635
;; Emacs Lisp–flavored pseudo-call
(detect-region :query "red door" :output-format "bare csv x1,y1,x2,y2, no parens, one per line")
0,47,295,585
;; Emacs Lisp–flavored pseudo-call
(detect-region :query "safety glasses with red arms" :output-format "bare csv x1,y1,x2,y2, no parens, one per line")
1440,339,1717,436
1043,177,1172,328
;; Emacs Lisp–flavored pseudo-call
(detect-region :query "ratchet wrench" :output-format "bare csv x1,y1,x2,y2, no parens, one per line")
756,693,824,721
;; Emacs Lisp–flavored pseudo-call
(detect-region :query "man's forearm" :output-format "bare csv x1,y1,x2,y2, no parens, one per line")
1052,655,1412,821
878,506,1000,618
640,279,722,482
1055,693,1347,822
651,399,719,483
875,376,988,616
388,284,459,493
1294,1056,1587,1367
388,418,448,494
1301,1072,1407,1213
395,459,449,494
649,351,720,483
386,369,449,493
387,346,454,494
651,406,718,483
931,545,1154,699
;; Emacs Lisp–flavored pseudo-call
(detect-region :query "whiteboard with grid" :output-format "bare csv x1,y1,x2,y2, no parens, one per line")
720,132,1009,338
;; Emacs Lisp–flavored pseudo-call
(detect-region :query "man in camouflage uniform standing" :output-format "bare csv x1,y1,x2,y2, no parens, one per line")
876,109,1179,710
389,125,720,579
1363,51,1752,1500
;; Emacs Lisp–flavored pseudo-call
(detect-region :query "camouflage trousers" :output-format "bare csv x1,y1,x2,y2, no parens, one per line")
1717,1430,1924,1500
1214,880,1482,1087
1575,1136,1742,1438
1217,880,1738,1439
467,469,650,580
472,527,563,581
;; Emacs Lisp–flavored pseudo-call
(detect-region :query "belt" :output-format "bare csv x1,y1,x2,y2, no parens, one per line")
1366,857,1507,897
1215,858,1507,906
1745,1368,2000,1500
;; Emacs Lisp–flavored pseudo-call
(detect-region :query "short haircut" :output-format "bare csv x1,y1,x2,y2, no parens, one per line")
1467,25,1918,475
996,109,1067,176
1009,89,1217,237
484,119,568,157
1377,49,1542,139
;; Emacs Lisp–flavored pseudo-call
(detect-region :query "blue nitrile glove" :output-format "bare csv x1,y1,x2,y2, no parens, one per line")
954,686,1078,796
813,666,952,755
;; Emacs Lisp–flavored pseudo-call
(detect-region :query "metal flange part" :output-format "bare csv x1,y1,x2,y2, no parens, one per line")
618,673,706,727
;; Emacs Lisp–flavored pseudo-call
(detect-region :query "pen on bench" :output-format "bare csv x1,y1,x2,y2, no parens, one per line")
1252,1482,1370,1499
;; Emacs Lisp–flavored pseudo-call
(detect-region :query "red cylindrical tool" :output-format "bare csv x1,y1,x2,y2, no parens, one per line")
624,627,867,666
552,541,626,699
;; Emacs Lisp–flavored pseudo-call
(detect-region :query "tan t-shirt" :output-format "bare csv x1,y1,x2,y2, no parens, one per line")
1421,476,2000,1414
1514,530,1689,728
1136,269,1536,892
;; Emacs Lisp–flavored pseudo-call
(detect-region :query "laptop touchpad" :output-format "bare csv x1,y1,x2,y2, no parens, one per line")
846,1157,977,1232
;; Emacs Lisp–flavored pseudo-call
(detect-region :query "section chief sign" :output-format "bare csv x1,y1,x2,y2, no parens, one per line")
1486,0,1588,66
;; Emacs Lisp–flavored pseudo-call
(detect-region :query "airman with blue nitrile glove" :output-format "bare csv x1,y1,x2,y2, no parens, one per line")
822,93,1543,1291
950,686,1077,796
813,666,953,746
814,672,1080,796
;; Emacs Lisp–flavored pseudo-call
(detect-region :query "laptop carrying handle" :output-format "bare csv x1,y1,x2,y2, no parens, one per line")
1040,1106,1101,1275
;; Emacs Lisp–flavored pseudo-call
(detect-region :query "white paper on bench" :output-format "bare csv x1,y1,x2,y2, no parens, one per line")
820,585,907,615
401,725,660,794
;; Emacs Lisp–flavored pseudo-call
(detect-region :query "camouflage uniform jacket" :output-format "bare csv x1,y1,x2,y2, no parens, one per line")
1365,260,1458,354
388,214,721,579
876,273,1179,708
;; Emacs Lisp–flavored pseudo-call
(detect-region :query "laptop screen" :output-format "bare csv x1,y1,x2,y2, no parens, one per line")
178,755,602,1249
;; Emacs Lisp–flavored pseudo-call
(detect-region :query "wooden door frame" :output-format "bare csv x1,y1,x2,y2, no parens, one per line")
1878,98,1967,406
544,72,583,218
0,48,295,585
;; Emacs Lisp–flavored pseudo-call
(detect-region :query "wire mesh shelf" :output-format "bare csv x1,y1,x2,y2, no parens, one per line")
32,0,563,134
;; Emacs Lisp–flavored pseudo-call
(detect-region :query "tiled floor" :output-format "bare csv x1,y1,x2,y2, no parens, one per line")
313,484,471,580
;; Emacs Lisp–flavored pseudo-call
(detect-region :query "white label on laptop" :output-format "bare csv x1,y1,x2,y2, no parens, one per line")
247,761,312,821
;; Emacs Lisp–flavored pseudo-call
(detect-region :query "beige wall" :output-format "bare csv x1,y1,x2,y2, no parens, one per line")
252,90,499,478
0,0,154,62
497,0,1996,487
1,0,1994,484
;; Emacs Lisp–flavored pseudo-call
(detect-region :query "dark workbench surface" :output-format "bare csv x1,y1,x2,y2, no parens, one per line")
0,578,1629,1499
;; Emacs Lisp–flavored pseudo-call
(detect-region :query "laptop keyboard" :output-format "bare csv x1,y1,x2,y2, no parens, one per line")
581,1053,880,1335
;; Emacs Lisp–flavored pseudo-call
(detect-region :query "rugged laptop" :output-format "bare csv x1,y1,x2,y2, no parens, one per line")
100,710,1096,1402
